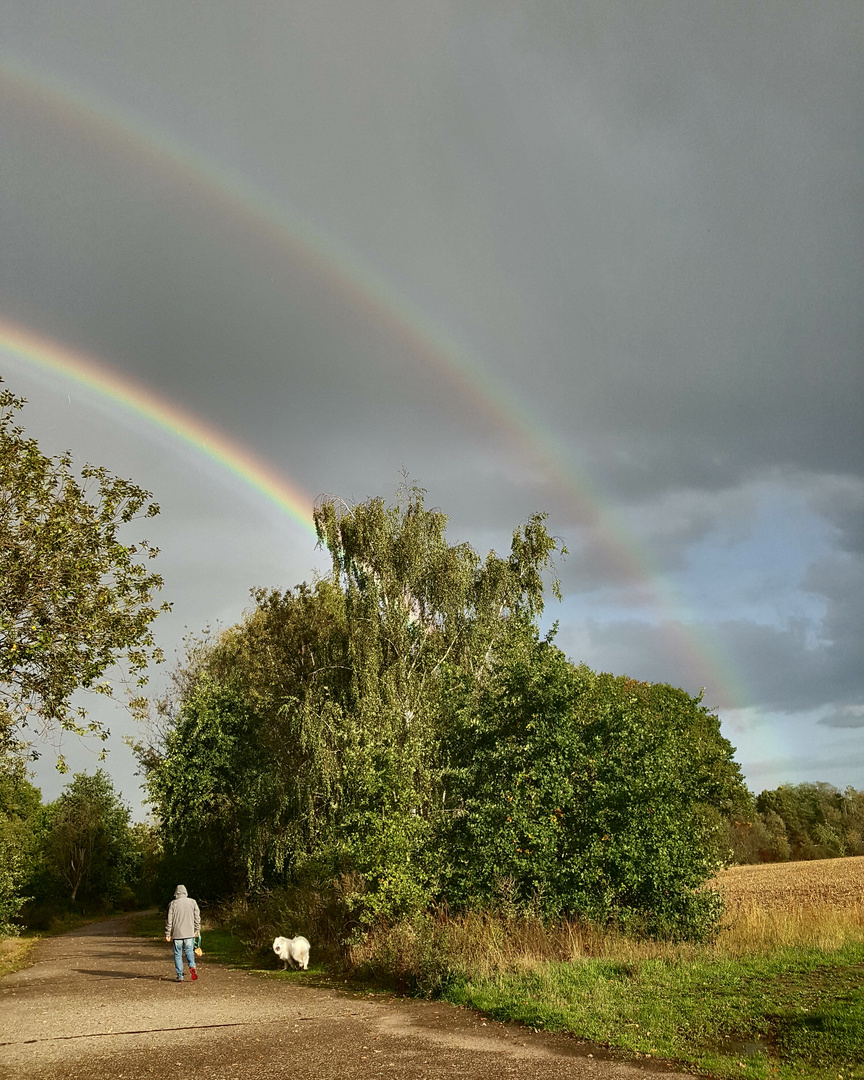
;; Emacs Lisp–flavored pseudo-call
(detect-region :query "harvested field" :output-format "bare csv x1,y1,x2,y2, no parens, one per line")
712,854,863,906
708,855,863,953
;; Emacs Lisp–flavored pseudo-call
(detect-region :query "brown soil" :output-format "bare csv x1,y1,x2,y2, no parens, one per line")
0,915,698,1079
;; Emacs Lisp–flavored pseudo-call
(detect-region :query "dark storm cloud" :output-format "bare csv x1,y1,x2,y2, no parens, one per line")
554,483,761,594
572,587,863,716
431,3,864,498
818,706,864,730
2,2,860,509
2,1,862,799
554,472,864,609
3,8,859,500
805,475,864,555
4,1,861,512
801,551,864,684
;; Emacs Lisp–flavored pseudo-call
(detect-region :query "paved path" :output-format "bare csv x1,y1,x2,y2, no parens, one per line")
0,916,698,1079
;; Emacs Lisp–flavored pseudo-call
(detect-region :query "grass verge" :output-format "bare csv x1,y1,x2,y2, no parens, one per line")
441,944,863,1080
347,902,863,1080
0,933,42,977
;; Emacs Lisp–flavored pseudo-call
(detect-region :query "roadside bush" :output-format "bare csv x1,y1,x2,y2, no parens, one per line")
0,751,43,934
213,879,355,966
441,631,745,940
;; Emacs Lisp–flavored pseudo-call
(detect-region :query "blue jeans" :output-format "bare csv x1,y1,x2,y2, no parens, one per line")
172,937,196,979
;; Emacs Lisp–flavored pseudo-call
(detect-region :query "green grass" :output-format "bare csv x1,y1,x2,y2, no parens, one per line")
0,932,43,977
440,944,863,1080
133,907,863,1078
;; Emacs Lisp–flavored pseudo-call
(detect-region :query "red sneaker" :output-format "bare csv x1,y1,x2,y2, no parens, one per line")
190,967,197,981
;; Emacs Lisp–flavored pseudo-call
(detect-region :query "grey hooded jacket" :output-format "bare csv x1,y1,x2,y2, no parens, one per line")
165,885,201,940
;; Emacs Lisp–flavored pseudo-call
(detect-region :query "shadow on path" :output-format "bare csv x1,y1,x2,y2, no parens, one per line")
0,912,699,1080
74,968,166,981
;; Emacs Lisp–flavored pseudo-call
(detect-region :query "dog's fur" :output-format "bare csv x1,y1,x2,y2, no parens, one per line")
273,935,310,970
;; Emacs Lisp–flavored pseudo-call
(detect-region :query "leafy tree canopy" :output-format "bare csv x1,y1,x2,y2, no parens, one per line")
0,381,170,759
139,486,566,914
441,626,747,937
139,484,747,940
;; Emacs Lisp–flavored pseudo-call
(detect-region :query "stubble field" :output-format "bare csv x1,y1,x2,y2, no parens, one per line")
417,858,864,1079
709,855,863,954
713,854,863,906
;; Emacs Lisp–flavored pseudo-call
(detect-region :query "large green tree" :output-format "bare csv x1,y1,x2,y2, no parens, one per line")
141,485,747,939
0,382,169,756
441,628,747,938
307,488,564,921
140,486,565,920
141,675,280,897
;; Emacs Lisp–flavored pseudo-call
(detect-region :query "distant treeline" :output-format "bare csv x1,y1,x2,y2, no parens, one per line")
0,761,161,935
724,782,864,864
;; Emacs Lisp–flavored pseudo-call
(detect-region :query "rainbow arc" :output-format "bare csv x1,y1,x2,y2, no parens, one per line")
0,316,317,538
0,56,748,710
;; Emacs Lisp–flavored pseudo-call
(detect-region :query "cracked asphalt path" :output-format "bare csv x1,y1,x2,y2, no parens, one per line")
0,916,698,1079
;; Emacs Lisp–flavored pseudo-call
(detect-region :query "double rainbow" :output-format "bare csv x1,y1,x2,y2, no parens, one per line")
0,56,746,710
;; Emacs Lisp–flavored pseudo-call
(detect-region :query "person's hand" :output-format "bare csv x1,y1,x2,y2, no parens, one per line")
165,936,171,943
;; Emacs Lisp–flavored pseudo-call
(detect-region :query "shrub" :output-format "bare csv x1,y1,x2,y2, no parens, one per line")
441,630,745,940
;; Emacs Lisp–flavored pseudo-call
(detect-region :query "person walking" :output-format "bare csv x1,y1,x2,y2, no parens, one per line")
165,884,201,982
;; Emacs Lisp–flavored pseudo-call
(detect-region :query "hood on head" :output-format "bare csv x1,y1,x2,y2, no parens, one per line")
174,885,188,898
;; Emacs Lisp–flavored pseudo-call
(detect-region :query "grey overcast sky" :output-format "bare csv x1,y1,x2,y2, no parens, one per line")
1,1,861,815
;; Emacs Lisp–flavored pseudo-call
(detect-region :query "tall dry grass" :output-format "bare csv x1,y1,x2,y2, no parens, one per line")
715,897,862,954
0,934,39,978
348,910,705,989
709,854,863,955
348,856,864,987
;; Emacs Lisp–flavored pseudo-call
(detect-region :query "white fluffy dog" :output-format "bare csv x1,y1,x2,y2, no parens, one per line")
273,935,311,970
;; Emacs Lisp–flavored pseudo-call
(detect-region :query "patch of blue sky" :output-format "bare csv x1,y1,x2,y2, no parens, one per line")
726,705,864,790
669,487,833,635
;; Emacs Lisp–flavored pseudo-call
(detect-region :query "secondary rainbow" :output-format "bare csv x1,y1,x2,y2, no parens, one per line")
0,316,318,539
